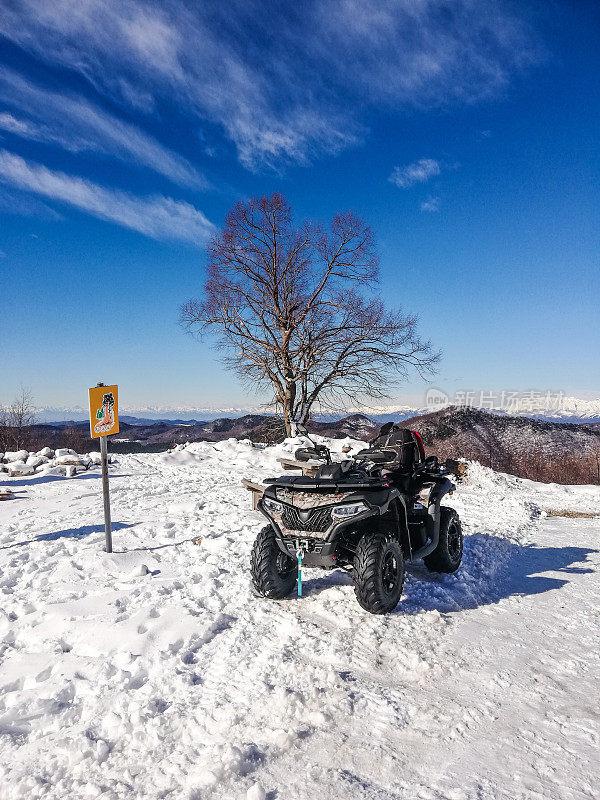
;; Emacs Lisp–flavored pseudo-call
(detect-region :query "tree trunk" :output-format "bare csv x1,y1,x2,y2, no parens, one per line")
281,379,297,438
282,406,292,438
296,400,311,429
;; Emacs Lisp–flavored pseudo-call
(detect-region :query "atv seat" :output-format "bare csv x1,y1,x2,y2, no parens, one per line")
356,428,425,492
390,428,424,472
359,428,423,472
366,428,425,473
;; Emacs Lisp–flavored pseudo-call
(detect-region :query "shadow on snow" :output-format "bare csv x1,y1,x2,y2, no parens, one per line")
299,532,598,614
1,522,135,550
2,472,130,488
2,473,103,488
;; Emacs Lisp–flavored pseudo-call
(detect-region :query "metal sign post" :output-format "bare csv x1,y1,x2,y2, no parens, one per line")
88,382,119,554
99,432,112,553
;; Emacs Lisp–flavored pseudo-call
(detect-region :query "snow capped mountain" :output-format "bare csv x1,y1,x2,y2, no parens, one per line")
32,395,600,424
345,395,600,422
34,405,271,423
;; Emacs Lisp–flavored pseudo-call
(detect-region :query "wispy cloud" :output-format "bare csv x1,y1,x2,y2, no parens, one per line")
0,248,6,258
0,149,215,244
421,196,440,212
389,159,441,189
0,112,37,137
0,186,64,220
0,68,206,189
0,1,544,168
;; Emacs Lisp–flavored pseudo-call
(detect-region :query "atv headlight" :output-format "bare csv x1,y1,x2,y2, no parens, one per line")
263,497,283,514
332,502,368,519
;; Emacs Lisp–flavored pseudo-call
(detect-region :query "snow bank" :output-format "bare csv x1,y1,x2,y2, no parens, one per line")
55,447,78,457
3,449,29,462
0,446,104,478
25,455,47,468
6,461,34,476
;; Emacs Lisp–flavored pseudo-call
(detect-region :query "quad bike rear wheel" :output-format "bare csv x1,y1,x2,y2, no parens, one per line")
423,507,463,573
353,528,405,614
250,525,298,598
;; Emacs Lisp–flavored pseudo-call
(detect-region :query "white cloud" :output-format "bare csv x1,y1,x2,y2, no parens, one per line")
389,159,441,189
0,0,544,168
0,149,215,244
0,187,64,220
0,69,206,189
0,112,36,136
421,196,440,212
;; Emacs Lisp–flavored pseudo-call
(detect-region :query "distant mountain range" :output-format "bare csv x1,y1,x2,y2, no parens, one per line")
33,394,600,425
35,412,380,450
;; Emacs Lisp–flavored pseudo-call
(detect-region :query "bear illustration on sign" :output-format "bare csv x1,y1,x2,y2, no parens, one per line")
88,384,119,438
94,392,115,435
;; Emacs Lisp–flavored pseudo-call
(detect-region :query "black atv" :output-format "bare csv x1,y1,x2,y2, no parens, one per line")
250,422,463,614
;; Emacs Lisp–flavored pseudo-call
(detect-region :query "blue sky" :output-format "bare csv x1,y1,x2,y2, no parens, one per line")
0,0,598,412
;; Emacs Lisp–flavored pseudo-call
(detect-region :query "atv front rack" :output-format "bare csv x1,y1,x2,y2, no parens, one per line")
263,474,390,491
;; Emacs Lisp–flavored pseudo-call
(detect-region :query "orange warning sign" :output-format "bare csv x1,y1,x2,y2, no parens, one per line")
88,385,119,438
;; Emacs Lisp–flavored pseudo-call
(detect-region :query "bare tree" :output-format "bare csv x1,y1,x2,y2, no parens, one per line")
0,405,8,454
3,387,36,450
63,424,89,453
181,193,438,436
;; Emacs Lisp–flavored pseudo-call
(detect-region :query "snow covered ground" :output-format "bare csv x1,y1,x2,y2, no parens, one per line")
0,439,598,800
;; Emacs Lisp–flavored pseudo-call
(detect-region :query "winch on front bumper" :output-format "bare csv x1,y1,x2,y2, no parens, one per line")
278,534,339,566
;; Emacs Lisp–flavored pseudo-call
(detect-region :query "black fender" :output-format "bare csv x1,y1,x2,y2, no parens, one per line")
411,477,455,560
342,487,411,559
383,490,411,559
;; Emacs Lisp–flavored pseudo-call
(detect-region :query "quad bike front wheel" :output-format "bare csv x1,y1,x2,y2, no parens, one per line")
423,507,463,574
353,529,405,614
250,525,298,598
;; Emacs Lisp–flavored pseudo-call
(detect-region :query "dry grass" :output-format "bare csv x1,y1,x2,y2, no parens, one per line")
546,509,599,518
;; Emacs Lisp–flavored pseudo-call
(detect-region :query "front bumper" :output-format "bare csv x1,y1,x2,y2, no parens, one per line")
277,535,339,567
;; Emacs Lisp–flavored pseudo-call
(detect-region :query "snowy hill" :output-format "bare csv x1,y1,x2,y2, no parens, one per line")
402,406,600,484
1,439,598,799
